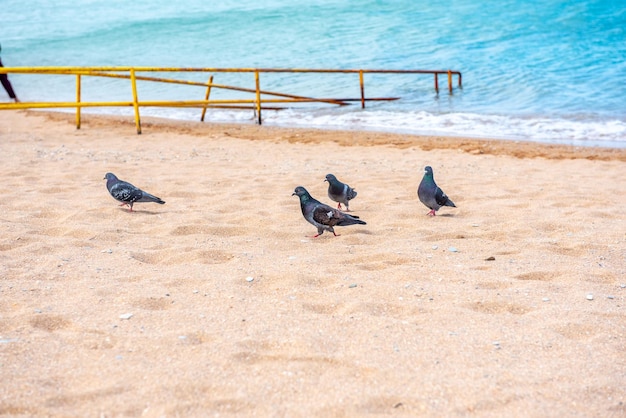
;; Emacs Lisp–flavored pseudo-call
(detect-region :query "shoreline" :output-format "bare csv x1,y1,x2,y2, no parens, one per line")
34,110,626,161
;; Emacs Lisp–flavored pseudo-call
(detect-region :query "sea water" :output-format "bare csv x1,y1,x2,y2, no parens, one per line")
2,0,625,147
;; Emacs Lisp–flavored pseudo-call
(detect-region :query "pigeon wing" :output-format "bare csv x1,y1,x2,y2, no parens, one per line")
434,187,455,207
346,186,357,201
110,181,142,203
312,205,342,228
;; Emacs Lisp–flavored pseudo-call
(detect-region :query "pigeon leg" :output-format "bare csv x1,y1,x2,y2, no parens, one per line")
337,203,342,210
311,231,340,238
427,209,436,216
118,202,134,212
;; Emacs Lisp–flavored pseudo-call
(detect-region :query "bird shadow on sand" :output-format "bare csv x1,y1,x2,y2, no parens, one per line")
116,208,165,215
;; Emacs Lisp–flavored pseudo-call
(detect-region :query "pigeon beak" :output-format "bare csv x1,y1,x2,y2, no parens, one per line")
291,192,296,196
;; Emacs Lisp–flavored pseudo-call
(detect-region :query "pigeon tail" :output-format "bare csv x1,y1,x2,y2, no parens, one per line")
138,192,165,205
336,216,366,227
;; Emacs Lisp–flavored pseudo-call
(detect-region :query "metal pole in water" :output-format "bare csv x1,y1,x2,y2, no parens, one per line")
75,74,81,129
130,68,142,134
359,70,365,109
255,70,262,125
200,75,214,122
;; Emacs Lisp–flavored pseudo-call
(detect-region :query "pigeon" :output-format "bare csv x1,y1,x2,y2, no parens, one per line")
417,166,456,216
292,186,366,237
104,172,165,212
325,173,357,211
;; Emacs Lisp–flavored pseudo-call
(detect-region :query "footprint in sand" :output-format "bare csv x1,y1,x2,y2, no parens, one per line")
29,314,72,332
515,271,560,281
131,249,233,265
467,301,532,315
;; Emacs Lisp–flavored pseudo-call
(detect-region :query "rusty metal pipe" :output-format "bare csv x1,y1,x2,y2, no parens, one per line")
200,75,214,122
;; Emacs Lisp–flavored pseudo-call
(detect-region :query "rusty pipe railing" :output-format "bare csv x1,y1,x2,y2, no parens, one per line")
0,66,462,133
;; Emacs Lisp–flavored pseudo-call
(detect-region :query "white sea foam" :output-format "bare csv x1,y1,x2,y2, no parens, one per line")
98,106,626,148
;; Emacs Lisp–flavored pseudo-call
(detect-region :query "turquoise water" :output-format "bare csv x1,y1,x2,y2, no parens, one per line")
2,0,625,146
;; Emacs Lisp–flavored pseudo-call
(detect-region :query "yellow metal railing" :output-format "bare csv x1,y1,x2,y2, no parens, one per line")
0,66,462,134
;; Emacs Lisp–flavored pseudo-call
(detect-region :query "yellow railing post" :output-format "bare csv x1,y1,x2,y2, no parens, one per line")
200,75,214,122
254,70,262,125
448,70,452,93
130,68,142,134
75,74,81,129
359,70,365,109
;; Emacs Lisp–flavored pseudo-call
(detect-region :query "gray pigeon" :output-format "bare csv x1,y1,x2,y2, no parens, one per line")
104,172,165,212
292,186,366,237
325,173,357,211
417,166,456,216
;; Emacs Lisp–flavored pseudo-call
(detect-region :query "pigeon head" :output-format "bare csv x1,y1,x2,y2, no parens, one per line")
324,174,337,183
423,166,433,176
292,186,313,202
104,173,120,193
292,186,309,197
104,172,118,181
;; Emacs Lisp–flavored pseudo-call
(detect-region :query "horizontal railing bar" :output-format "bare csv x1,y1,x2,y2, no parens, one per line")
201,105,287,110
0,66,462,76
327,98,400,102
0,97,401,110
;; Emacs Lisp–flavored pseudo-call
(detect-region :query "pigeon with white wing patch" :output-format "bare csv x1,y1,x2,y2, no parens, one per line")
293,186,365,237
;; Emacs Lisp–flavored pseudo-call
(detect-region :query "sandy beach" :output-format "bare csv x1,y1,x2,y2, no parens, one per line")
0,110,624,417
